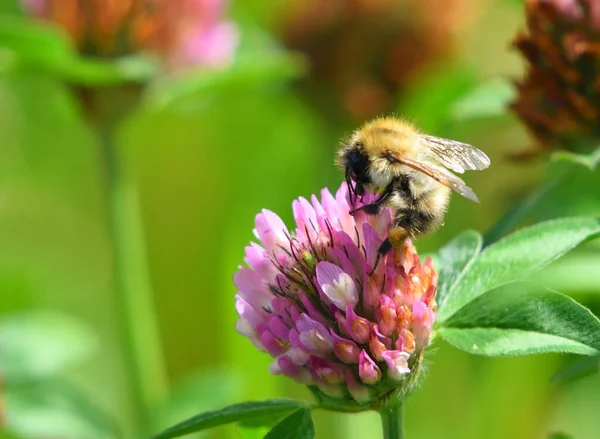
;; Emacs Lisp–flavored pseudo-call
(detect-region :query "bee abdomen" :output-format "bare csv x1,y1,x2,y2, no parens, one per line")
394,208,440,236
392,188,449,237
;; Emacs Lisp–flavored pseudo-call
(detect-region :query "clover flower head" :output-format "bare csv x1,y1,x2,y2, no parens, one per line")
234,183,437,411
20,0,238,71
512,0,600,154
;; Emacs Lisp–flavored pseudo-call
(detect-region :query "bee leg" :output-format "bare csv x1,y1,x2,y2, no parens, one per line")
345,173,354,205
349,182,394,216
369,238,392,276
350,203,380,215
368,226,409,275
388,226,409,248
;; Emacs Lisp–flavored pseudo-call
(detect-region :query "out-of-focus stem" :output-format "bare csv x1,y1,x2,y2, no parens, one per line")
379,402,404,439
97,117,168,431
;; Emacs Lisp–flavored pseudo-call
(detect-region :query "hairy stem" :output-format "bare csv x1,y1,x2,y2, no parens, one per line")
379,402,404,439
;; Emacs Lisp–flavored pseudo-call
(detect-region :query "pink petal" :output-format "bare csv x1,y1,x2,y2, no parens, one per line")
293,197,319,241
316,261,358,310
296,314,334,356
233,267,272,310
253,209,289,256
243,243,276,283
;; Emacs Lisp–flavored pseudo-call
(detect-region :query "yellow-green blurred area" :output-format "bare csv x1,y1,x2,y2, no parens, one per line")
1,0,600,438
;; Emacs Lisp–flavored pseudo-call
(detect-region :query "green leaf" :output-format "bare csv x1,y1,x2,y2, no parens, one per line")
56,55,157,85
0,310,97,381
144,51,306,109
439,284,600,356
237,406,290,439
438,217,600,322
534,251,600,293
0,17,74,68
549,433,574,439
551,355,600,386
238,412,290,429
450,77,515,121
0,17,156,84
151,369,244,436
152,399,308,439
264,408,315,439
4,380,117,439
238,425,272,439
435,230,483,308
551,147,600,171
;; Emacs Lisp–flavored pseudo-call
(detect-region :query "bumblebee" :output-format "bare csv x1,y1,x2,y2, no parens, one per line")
338,117,490,265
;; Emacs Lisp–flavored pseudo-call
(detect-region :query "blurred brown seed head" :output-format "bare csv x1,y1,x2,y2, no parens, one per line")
278,0,476,120
21,0,238,71
512,0,600,155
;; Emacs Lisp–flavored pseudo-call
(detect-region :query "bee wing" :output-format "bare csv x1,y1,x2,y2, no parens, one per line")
419,134,491,174
388,153,480,202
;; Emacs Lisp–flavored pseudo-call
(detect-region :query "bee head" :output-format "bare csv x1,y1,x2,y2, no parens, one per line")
341,142,371,203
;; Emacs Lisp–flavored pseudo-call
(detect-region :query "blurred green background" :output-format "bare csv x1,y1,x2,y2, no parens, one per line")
1,0,599,438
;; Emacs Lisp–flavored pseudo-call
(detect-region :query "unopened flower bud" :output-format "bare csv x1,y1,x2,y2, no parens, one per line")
382,350,411,380
377,295,398,336
358,350,382,385
331,331,361,364
346,304,372,344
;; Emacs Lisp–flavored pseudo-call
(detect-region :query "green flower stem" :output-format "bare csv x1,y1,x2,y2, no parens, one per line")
379,402,404,439
96,112,168,430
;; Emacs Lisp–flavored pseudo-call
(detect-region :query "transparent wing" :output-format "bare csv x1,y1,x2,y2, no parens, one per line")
388,153,480,202
419,134,491,174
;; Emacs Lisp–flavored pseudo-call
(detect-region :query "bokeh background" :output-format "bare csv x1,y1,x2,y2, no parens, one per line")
1,0,599,438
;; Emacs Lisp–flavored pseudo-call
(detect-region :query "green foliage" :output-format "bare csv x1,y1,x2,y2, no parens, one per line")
238,425,273,439
551,148,600,171
534,251,600,294
398,65,478,134
0,17,156,84
3,380,117,439
450,78,515,121
2,0,600,438
435,230,483,308
551,355,600,386
152,400,309,439
483,177,566,245
0,310,96,381
437,218,600,322
439,284,600,356
263,408,315,439
144,51,306,110
143,22,307,109
483,149,600,244
150,369,244,436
